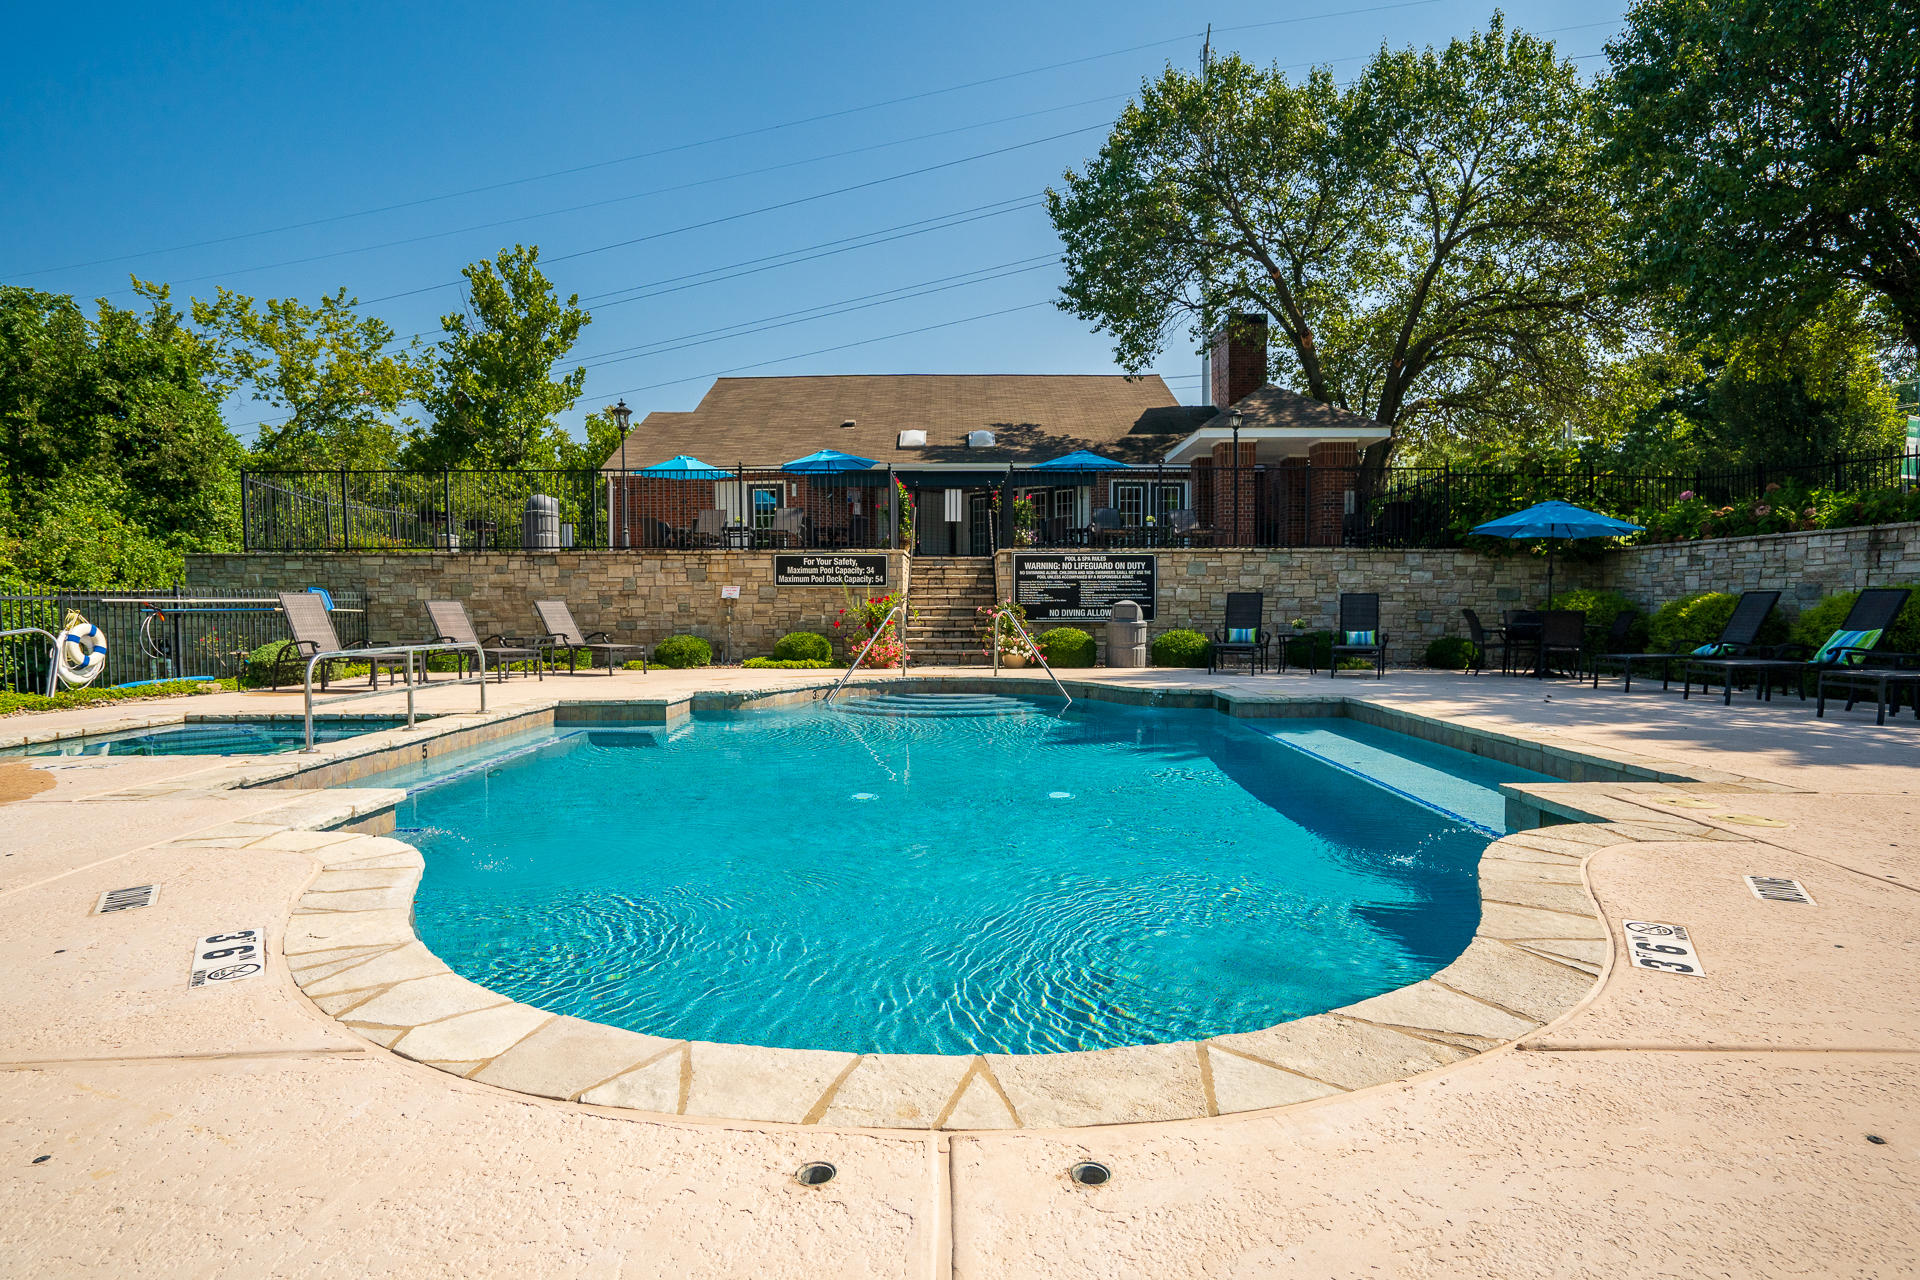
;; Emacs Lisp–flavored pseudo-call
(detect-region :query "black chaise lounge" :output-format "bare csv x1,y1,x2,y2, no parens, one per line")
1684,588,1909,706
1600,591,1780,693
1805,589,1916,724
1329,593,1387,678
425,600,538,683
533,600,649,675
1210,592,1270,674
272,590,404,691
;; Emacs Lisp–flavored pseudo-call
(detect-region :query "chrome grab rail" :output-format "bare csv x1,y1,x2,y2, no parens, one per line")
302,641,487,749
823,602,908,707
991,610,1072,707
1,627,61,696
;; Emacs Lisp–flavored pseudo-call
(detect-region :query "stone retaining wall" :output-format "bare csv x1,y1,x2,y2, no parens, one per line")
185,551,912,661
1601,520,1920,614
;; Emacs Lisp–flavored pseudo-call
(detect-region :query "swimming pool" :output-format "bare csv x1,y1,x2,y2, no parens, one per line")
1,717,414,758
393,700,1552,1056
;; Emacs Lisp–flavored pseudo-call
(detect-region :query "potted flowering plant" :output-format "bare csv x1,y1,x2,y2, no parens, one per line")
834,590,912,668
976,599,1038,666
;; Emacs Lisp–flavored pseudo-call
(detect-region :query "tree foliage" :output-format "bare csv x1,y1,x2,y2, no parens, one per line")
406,245,591,469
1601,0,1920,351
1047,17,1622,456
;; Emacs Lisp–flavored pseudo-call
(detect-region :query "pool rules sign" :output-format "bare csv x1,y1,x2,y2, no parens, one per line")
1013,553,1157,621
188,927,266,988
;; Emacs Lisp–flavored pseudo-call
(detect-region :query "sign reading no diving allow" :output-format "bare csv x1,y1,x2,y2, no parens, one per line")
1013,553,1157,621
774,554,888,586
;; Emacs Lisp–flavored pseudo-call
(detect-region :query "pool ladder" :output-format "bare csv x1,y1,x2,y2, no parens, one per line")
823,601,1071,708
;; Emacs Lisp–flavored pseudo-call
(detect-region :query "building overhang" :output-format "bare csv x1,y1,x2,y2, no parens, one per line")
1160,424,1390,465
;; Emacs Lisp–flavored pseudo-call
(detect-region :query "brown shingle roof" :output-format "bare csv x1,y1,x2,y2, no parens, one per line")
1200,385,1389,434
603,375,1211,467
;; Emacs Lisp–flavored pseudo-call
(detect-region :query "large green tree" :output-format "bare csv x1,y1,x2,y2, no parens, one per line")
1047,18,1621,459
0,282,241,589
192,286,427,470
1602,0,1920,352
406,245,590,470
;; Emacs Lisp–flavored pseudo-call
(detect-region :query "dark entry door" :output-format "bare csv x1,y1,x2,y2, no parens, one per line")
967,493,995,556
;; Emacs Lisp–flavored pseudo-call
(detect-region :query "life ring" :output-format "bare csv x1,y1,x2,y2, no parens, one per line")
54,619,108,688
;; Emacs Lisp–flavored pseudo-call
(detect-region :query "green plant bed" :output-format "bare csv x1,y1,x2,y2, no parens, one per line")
1649,591,1790,653
741,657,835,669
1151,628,1212,667
651,634,712,669
1422,636,1480,670
1036,627,1095,667
1789,584,1920,655
772,632,832,662
0,677,240,717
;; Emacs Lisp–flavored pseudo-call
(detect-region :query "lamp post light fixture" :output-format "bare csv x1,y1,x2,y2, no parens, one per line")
612,400,633,548
1229,409,1244,546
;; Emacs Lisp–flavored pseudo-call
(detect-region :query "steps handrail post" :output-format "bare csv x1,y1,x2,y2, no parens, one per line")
825,600,906,706
1002,610,1070,707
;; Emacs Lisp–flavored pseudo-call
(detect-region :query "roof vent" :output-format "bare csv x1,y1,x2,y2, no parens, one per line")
966,430,996,449
897,430,926,449
841,419,856,429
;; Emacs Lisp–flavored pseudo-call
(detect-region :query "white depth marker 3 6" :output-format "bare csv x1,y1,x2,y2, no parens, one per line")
1620,920,1705,976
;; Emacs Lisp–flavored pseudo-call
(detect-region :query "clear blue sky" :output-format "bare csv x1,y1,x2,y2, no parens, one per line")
1,0,1617,443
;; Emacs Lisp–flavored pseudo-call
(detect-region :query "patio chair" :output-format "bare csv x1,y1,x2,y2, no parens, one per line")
1582,610,1640,688
424,600,538,683
1605,590,1778,693
1329,593,1387,678
1539,609,1588,679
532,600,649,676
1685,588,1907,706
1088,507,1125,546
1167,508,1210,547
1209,592,1270,674
1461,609,1503,676
1808,589,1919,724
1502,610,1543,676
771,506,807,548
692,509,726,548
271,590,405,691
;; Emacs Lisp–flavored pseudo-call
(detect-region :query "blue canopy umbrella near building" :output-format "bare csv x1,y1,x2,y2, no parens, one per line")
1031,449,1132,471
1469,500,1644,605
782,449,877,473
639,454,732,479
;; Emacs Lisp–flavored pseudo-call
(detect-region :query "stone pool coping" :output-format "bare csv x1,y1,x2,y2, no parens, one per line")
212,677,1800,1131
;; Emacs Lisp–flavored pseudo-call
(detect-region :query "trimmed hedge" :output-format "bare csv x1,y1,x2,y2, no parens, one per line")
1789,584,1920,655
651,634,712,668
772,631,831,662
1648,591,1789,654
1151,628,1212,667
1036,627,1095,667
1422,636,1480,670
741,657,834,669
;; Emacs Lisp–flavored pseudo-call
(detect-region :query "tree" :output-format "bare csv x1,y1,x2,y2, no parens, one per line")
407,245,590,470
1047,18,1621,460
192,286,426,470
0,281,241,588
1601,0,1920,352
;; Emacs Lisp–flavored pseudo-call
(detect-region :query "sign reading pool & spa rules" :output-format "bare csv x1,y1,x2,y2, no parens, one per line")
774,555,888,587
1013,553,1157,621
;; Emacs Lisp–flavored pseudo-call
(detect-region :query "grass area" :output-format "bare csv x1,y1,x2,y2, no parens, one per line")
0,677,241,718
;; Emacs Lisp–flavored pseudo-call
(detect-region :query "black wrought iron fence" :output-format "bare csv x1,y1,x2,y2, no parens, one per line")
0,588,369,694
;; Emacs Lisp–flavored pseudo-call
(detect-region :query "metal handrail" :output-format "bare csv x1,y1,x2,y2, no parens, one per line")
1,628,60,696
302,641,487,749
823,602,908,707
990,610,1072,707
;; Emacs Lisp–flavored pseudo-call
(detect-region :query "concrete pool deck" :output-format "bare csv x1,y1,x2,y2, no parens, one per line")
1,667,1916,1277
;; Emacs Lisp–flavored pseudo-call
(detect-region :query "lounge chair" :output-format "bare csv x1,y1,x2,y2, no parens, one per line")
692,509,726,548
1461,609,1502,675
1209,592,1270,674
1088,507,1125,546
532,600,649,676
1329,593,1387,678
1685,588,1907,706
1808,589,1918,724
271,590,406,691
425,600,538,683
771,506,807,548
1582,610,1640,688
1604,591,1780,694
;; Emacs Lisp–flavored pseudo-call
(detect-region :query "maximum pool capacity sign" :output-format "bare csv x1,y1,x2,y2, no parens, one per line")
188,928,266,988
1620,920,1706,976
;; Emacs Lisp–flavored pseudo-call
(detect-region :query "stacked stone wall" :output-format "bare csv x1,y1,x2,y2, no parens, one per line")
1602,521,1920,615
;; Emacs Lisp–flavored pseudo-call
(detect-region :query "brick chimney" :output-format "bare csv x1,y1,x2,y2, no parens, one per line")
1207,313,1268,409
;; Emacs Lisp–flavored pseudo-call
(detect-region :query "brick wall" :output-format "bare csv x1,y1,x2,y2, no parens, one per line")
185,551,912,662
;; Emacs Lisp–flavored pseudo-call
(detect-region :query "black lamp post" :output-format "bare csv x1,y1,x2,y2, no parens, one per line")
1229,409,1244,546
612,400,633,547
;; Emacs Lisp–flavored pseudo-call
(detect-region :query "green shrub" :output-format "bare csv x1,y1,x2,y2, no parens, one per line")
1036,627,1095,667
240,639,299,687
772,631,832,662
741,657,834,669
1151,628,1212,667
1422,636,1480,669
1546,588,1648,652
1280,629,1333,670
621,658,649,671
1648,591,1789,654
651,634,712,668
1788,585,1920,656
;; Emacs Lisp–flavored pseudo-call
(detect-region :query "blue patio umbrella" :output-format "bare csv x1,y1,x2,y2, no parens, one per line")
782,449,877,473
1031,449,1131,471
1470,500,1644,605
638,454,732,480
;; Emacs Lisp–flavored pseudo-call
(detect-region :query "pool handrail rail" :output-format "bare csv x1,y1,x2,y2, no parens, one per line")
301,640,487,749
0,627,61,696
824,600,908,707
991,609,1072,707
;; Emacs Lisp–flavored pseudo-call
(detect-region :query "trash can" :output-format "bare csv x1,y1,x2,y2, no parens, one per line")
1106,600,1147,667
522,494,560,549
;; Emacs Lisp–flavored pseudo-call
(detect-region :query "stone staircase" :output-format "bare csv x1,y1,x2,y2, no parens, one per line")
907,558,998,666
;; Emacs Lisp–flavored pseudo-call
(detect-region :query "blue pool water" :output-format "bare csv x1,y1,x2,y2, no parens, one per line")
395,702,1551,1055
1,717,412,758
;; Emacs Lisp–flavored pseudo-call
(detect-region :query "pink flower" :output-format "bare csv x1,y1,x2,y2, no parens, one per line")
1679,490,1695,501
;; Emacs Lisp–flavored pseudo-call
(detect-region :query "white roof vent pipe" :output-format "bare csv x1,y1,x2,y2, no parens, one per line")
966,430,996,449
897,430,927,448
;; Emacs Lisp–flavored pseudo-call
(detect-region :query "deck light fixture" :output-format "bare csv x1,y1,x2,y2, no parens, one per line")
613,400,634,548
1229,410,1244,544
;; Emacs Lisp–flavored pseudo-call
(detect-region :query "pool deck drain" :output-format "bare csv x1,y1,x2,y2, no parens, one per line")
4,667,1918,1277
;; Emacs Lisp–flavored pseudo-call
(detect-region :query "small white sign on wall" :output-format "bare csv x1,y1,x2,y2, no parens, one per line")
720,585,740,600
1620,920,1705,976
188,928,266,988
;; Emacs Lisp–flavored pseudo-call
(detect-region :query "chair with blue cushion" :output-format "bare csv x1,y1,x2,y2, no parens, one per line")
1329,593,1387,679
1683,589,1904,706
1209,592,1270,674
